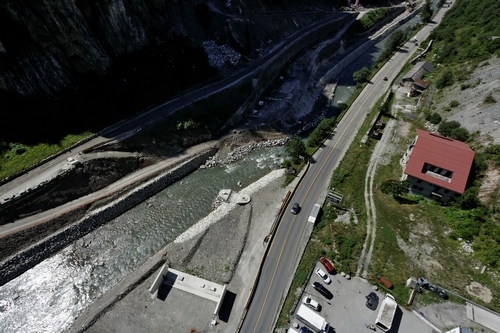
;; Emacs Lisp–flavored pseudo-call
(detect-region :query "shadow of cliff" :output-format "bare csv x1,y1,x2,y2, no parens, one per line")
0,37,218,145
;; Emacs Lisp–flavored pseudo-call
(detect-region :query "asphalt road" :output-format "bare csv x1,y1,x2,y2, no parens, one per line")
240,4,452,333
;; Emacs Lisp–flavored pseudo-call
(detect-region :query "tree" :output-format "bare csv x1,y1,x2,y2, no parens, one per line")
307,117,336,147
285,135,306,161
438,120,461,137
307,131,323,148
353,67,370,83
316,117,335,137
386,30,405,52
420,0,433,24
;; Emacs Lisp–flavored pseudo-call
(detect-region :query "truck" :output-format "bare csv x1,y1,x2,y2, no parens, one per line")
295,304,330,333
374,293,398,332
307,204,321,223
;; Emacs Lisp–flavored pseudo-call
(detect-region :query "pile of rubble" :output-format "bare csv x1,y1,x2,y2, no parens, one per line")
202,40,241,68
201,137,290,168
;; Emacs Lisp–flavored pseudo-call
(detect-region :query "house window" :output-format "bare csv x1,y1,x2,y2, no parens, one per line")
418,187,424,191
412,185,418,189
444,189,449,194
417,179,422,184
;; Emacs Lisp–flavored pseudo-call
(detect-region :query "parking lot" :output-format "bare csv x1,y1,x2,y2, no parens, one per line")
290,260,440,333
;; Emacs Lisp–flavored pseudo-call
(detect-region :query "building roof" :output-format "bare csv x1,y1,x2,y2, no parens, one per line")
405,129,475,194
413,78,429,89
402,61,434,81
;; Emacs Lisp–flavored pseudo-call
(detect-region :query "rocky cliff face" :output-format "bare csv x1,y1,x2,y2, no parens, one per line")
0,0,402,98
0,0,179,97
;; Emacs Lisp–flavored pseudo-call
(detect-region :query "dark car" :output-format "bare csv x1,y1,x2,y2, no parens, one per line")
319,257,335,274
300,327,313,333
291,202,300,214
312,281,333,300
365,292,379,310
383,76,388,81
434,287,448,299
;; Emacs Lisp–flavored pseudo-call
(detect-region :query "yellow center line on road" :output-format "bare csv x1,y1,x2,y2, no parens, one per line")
252,213,298,333
252,43,414,331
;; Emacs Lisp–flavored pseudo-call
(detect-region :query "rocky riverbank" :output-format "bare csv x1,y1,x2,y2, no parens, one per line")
202,136,290,168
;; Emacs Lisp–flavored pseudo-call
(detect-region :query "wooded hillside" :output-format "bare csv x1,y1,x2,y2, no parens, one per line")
430,0,500,63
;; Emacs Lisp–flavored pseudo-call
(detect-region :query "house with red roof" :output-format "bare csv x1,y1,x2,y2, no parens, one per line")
401,129,475,202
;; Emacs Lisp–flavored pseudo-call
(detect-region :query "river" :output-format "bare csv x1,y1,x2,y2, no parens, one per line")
0,147,285,333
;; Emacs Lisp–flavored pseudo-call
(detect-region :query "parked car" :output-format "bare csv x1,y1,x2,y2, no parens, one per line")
312,281,333,299
434,287,448,299
291,202,300,214
300,327,313,333
315,268,331,284
319,257,335,274
302,296,321,311
365,292,379,310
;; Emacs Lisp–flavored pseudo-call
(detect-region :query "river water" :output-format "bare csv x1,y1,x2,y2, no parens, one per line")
0,12,426,333
0,147,285,333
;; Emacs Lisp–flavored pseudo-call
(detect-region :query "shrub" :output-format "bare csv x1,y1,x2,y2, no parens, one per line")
176,119,199,130
474,153,488,174
391,180,410,197
10,143,27,155
359,7,391,30
426,112,442,124
449,100,459,108
338,102,348,113
484,145,500,166
450,127,469,142
438,120,461,137
381,179,398,194
458,187,481,210
436,70,454,89
484,94,496,104
460,83,471,90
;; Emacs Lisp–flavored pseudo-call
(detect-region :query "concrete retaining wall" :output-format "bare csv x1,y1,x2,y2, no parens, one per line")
0,148,216,286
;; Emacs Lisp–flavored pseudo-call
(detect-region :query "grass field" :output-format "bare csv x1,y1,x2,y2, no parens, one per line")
0,132,92,180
